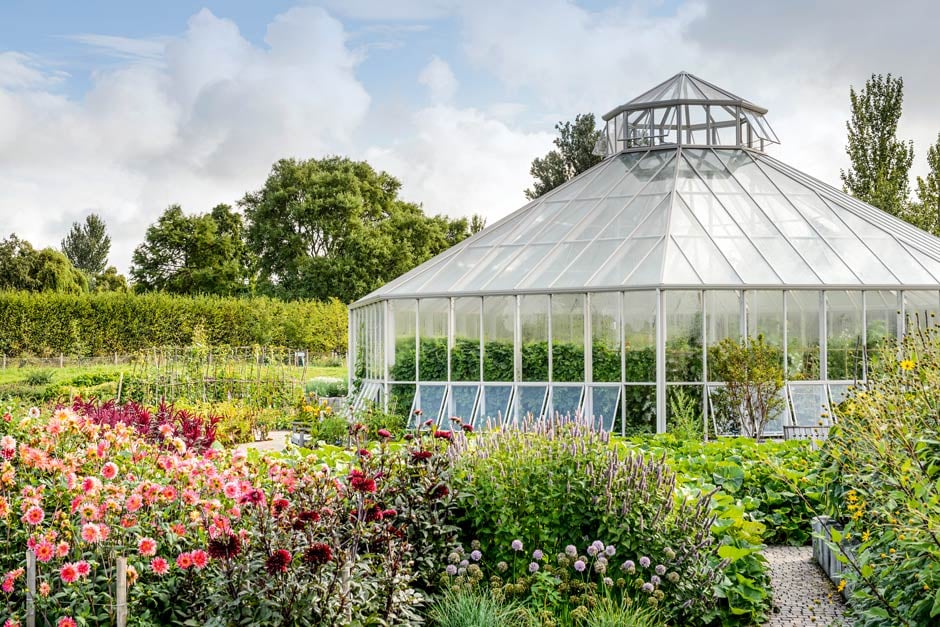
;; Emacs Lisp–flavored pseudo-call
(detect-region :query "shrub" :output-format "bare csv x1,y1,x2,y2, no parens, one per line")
450,418,727,624
818,326,940,625
304,377,348,398
24,369,54,386
0,291,347,357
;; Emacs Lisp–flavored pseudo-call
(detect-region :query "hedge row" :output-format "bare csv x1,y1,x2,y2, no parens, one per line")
0,291,347,356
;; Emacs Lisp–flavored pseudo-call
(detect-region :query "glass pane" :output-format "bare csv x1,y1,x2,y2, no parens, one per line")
904,290,940,331
391,384,417,426
788,384,831,427
418,299,449,381
623,385,656,435
591,292,621,382
454,245,526,291
708,384,738,436
866,291,898,372
670,198,742,284
516,386,548,421
418,384,447,425
590,236,663,287
390,299,416,382
591,386,621,433
826,291,862,381
551,239,624,288
484,244,554,290
786,291,820,380
419,247,490,293
452,297,480,381
479,385,512,427
483,296,515,381
516,242,588,289
551,385,584,418
520,295,550,381
624,291,656,382
665,291,703,382
450,385,479,423
551,293,585,382
829,383,853,408
746,291,784,347
705,291,742,381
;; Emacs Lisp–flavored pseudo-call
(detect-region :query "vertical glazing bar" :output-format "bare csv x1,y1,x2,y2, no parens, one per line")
701,290,708,440
383,300,390,413
584,292,593,422
735,106,742,146
347,307,353,394
656,289,666,434
819,291,828,382
620,291,627,436
861,291,868,380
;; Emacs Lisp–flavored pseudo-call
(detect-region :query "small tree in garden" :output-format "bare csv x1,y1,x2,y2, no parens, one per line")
709,335,784,440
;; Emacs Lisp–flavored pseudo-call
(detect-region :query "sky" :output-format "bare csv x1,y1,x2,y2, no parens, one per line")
1,0,940,272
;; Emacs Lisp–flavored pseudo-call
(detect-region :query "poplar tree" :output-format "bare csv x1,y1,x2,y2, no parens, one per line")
840,74,914,218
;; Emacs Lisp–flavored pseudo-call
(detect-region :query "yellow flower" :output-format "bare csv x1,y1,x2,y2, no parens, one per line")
890,548,896,554
862,530,870,542
837,580,846,592
900,359,916,371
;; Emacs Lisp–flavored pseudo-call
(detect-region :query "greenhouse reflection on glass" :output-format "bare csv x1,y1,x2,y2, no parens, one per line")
348,72,940,436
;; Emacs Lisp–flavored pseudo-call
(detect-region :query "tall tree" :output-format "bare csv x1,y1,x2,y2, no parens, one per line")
0,235,87,293
840,74,914,217
61,214,111,275
910,133,940,235
130,204,254,296
525,113,603,200
242,157,474,303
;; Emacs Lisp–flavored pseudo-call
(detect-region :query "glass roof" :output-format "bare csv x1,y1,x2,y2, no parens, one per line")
357,146,940,305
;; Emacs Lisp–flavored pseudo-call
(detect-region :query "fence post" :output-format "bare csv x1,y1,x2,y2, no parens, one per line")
116,556,128,627
59,353,64,368
26,549,36,627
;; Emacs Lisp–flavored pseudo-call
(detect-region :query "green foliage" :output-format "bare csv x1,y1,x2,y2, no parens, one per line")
24,369,54,386
818,326,940,626
628,435,822,546
666,387,701,441
304,377,348,398
910,133,940,236
93,266,128,293
841,73,914,218
0,235,87,294
61,213,111,276
242,156,476,303
428,588,532,627
451,420,730,624
131,204,254,296
585,597,663,627
0,291,347,357
707,336,785,440
526,113,603,200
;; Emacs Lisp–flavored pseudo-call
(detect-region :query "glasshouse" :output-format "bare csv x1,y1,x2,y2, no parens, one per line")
348,72,940,435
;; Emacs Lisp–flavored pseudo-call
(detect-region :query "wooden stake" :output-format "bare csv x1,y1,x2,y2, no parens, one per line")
116,556,128,627
26,549,36,627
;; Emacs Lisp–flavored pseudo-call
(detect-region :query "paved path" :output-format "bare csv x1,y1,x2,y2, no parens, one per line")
763,545,846,626
236,430,291,454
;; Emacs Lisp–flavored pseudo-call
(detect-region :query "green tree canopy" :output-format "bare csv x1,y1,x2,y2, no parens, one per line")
94,266,129,293
909,134,940,236
840,74,914,217
525,113,603,200
130,204,254,296
0,235,88,294
242,157,475,303
61,213,111,276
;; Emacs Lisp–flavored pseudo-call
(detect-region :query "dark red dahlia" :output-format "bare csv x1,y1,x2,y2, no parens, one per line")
272,498,290,516
303,543,333,566
207,534,241,560
238,489,265,506
430,484,450,500
377,428,392,438
349,470,377,493
411,450,433,462
358,448,371,457
265,549,292,574
433,430,453,440
461,424,474,433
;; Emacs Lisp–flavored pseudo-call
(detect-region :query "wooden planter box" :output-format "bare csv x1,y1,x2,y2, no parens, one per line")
811,515,854,599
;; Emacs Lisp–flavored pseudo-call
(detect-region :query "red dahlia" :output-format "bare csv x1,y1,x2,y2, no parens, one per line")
265,549,292,574
411,450,433,462
207,534,241,560
303,543,333,566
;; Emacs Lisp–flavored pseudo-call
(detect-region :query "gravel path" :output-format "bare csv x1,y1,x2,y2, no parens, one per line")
763,545,846,626
236,430,291,454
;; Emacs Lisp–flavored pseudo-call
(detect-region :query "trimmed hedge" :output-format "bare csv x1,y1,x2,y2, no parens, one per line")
0,291,347,356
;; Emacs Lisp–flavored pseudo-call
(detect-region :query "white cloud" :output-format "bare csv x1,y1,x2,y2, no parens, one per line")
0,6,370,271
63,34,166,61
366,104,553,223
418,56,457,104
317,0,458,21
